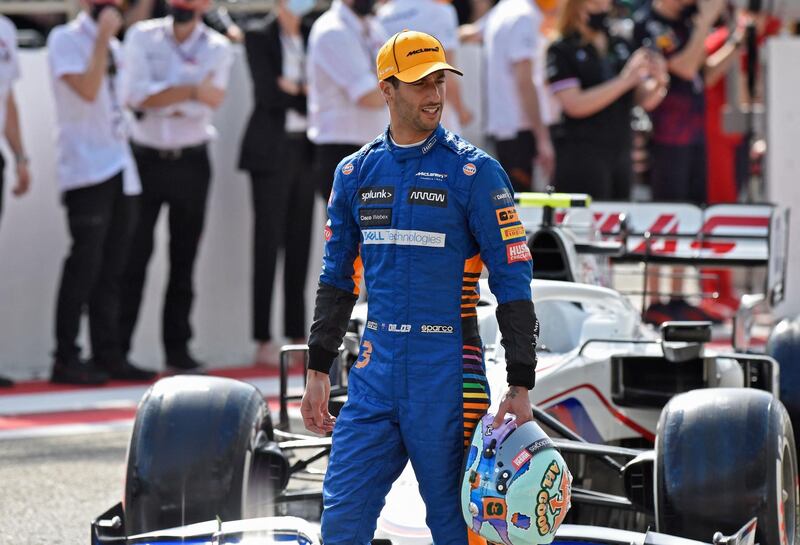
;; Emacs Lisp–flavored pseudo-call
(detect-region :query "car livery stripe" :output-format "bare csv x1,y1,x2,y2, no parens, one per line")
539,383,655,442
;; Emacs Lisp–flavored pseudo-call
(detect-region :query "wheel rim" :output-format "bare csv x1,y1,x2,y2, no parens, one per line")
780,442,798,545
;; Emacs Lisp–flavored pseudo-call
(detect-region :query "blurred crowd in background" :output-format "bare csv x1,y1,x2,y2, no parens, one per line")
0,0,793,386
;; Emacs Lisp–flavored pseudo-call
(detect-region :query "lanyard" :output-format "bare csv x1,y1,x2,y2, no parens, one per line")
0,38,9,63
279,31,306,84
165,26,206,65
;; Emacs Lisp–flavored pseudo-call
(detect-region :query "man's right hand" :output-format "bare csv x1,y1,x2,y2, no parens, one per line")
301,370,336,435
97,7,123,40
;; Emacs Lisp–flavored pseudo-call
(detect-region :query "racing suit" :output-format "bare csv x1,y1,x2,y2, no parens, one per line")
307,124,539,545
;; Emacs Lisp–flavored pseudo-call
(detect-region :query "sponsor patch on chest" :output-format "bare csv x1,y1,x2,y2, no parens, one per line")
362,229,446,248
407,188,448,207
359,186,395,205
359,208,392,227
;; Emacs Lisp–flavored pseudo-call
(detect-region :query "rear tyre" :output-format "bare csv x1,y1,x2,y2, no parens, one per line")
767,316,800,448
124,376,270,535
656,388,798,545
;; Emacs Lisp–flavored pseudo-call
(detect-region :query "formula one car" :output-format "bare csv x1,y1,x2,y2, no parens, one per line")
91,371,795,545
91,195,798,545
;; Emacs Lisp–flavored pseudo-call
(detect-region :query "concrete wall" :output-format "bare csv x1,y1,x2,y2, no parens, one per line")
767,36,800,320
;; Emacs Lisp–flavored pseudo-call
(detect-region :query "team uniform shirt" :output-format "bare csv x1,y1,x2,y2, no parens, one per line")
0,16,19,142
377,0,463,133
122,16,233,150
47,13,140,195
633,7,705,145
546,30,635,147
306,0,388,145
483,0,548,139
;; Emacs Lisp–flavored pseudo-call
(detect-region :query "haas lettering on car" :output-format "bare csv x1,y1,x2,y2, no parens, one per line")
590,211,770,257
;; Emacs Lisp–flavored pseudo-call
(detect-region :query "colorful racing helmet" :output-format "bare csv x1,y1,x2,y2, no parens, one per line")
461,413,572,545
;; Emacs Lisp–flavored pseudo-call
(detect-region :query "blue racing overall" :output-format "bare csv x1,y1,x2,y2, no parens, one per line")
307,124,538,544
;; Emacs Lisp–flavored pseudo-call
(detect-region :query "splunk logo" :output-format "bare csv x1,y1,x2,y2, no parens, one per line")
408,188,447,208
359,186,395,204
362,229,446,248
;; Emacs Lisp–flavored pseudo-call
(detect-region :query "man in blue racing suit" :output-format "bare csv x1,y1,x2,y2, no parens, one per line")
301,30,540,545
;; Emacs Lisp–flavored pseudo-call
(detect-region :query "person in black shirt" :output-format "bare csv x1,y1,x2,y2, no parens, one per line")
631,0,730,324
238,0,320,366
546,0,668,199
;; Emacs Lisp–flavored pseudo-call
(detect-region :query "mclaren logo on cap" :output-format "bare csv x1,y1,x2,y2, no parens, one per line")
406,46,440,57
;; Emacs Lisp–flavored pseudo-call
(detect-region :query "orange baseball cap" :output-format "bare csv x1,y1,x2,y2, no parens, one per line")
376,30,463,83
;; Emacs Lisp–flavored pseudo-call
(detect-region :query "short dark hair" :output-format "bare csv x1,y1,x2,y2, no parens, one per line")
385,76,401,88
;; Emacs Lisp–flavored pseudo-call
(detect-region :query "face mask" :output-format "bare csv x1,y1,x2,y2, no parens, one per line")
586,11,609,31
90,2,121,21
287,0,315,17
351,0,375,17
170,4,197,23
680,3,698,19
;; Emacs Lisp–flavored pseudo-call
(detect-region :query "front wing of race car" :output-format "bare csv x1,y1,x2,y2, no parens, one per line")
91,506,757,545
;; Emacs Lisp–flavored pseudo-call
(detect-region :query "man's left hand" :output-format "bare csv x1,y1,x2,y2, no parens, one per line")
493,385,532,428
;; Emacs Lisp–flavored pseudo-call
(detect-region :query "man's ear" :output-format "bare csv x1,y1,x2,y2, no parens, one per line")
379,80,393,104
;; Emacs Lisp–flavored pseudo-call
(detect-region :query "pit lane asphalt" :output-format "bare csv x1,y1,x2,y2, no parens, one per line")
0,429,130,545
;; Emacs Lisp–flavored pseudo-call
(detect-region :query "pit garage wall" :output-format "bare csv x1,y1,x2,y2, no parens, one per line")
0,46,485,378
767,37,800,320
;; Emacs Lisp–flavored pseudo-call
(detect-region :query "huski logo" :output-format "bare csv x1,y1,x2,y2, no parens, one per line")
359,186,394,204
362,229,446,248
408,188,447,208
506,241,532,263
366,320,378,330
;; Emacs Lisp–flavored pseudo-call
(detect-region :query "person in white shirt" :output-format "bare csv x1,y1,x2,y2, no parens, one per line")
48,0,151,385
484,0,554,191
120,0,233,373
0,16,29,388
377,0,473,133
0,16,30,224
306,0,387,200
